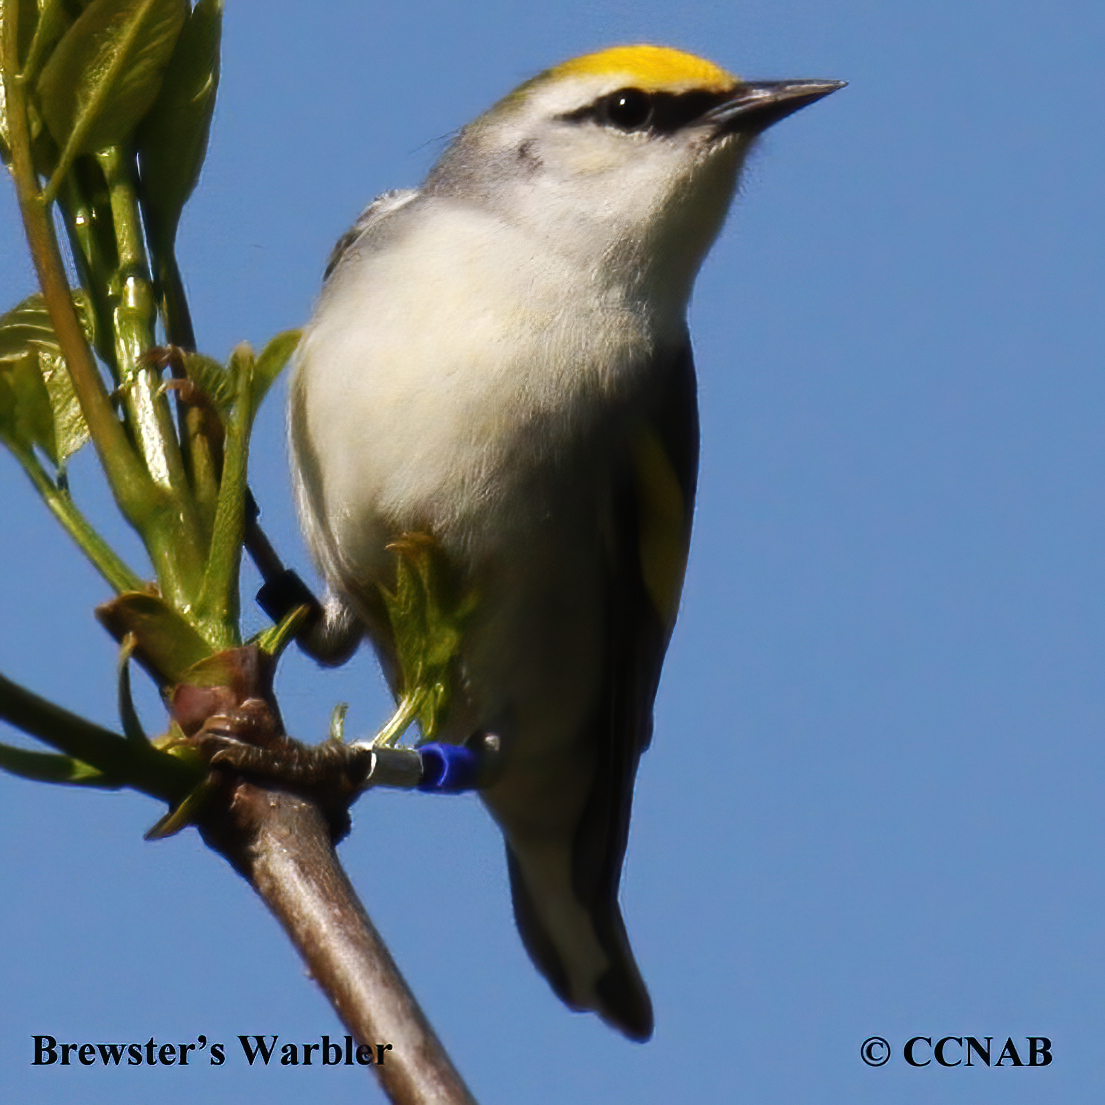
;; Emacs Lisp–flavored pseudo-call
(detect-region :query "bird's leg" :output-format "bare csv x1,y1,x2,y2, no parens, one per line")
247,493,364,667
155,532,484,838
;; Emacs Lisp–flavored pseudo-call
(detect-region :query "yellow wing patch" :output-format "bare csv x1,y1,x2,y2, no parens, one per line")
549,45,738,94
633,427,691,630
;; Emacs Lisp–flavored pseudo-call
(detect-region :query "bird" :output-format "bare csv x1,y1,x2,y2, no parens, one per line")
288,44,842,1041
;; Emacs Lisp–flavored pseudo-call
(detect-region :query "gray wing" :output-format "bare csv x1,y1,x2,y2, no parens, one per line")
322,188,419,281
509,341,700,1040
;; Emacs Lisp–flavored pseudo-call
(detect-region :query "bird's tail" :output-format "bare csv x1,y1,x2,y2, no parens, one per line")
505,840,653,1040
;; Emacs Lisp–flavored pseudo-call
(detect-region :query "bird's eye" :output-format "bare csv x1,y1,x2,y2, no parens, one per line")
602,88,653,131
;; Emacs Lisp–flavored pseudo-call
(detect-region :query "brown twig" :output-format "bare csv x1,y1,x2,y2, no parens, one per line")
166,648,478,1104
198,783,478,1105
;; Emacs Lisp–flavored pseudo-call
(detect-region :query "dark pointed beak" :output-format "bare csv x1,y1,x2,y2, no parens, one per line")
708,78,846,136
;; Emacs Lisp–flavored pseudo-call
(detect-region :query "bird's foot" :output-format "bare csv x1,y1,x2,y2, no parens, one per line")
193,704,374,792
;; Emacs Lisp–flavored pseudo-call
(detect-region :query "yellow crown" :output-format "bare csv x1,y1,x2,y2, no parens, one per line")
546,45,737,93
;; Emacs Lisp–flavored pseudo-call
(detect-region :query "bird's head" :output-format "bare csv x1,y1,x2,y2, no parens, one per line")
425,45,843,303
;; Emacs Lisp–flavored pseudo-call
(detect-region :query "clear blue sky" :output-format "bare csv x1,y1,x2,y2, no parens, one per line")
3,1,1104,1102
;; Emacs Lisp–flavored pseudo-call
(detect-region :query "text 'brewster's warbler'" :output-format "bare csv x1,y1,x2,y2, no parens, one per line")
289,44,842,1040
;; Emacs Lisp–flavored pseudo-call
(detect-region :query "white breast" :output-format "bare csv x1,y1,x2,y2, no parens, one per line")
291,197,659,586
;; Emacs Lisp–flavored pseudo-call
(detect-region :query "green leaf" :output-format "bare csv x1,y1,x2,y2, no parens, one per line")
39,347,91,462
143,775,216,839
36,0,188,188
0,351,55,458
180,349,234,415
329,702,349,743
0,668,132,780
0,669,199,801
0,291,98,358
96,590,213,685
0,740,115,787
250,601,310,659
226,341,253,384
377,533,476,742
0,292,95,464
0,295,62,360
21,0,73,83
250,329,301,418
116,634,149,745
135,0,221,249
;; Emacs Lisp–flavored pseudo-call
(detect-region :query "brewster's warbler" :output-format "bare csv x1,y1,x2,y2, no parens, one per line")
289,45,842,1040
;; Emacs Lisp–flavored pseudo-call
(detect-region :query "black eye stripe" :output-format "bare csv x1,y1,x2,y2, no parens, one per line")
560,88,733,134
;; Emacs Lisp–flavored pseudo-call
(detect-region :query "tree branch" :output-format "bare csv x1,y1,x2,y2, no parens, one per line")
198,783,478,1105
